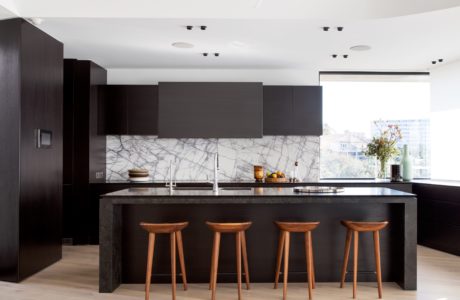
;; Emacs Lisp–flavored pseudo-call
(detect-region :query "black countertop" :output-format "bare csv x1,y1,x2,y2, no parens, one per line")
100,179,413,185
102,187,415,198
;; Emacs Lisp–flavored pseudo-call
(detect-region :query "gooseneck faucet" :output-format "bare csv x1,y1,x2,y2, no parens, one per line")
213,152,219,193
166,161,176,193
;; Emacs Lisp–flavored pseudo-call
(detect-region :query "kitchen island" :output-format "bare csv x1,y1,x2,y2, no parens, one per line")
99,187,416,293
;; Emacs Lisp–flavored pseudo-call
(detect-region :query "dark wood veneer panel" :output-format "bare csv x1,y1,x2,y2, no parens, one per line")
158,82,263,138
0,18,21,282
0,18,63,282
18,19,64,281
65,60,107,245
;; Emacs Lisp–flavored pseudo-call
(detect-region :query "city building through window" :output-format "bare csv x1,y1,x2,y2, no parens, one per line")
320,73,431,179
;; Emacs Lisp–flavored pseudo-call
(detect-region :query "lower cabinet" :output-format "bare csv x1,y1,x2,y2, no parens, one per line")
414,183,460,256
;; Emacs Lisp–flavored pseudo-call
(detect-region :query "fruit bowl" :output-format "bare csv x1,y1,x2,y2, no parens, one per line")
264,177,288,183
264,171,288,183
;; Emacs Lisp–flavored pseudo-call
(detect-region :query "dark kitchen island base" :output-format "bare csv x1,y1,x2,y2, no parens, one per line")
99,187,416,293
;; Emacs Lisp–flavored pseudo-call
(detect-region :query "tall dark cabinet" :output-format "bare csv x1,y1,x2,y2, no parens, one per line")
63,59,107,245
0,18,63,282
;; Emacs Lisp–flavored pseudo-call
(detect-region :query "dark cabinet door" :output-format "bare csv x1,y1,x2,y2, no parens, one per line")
263,85,323,136
101,85,158,135
263,86,293,135
126,85,158,135
292,86,322,135
103,85,128,135
158,82,263,138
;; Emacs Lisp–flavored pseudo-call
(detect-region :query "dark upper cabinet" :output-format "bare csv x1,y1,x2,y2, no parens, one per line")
101,85,158,135
127,86,158,135
102,85,128,135
158,82,263,138
263,85,323,136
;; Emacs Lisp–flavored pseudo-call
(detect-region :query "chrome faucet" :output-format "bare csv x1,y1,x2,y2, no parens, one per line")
213,152,219,193
166,161,176,193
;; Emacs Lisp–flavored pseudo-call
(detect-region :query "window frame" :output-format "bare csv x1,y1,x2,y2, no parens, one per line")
319,71,431,180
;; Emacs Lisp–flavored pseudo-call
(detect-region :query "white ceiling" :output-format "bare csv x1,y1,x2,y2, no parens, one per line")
1,0,460,71
3,0,460,20
0,3,14,19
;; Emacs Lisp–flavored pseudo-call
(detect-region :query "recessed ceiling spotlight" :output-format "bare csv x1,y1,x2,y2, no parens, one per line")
343,54,349,58
172,42,194,49
27,17,43,26
332,54,338,58
350,45,371,51
203,53,209,57
186,25,193,30
214,53,220,57
200,25,207,31
337,26,344,31
438,58,444,63
322,26,330,31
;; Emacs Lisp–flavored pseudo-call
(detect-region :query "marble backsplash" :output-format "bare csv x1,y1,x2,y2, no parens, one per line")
106,136,320,182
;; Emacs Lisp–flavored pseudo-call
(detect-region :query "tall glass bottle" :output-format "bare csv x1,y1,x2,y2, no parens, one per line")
401,144,413,181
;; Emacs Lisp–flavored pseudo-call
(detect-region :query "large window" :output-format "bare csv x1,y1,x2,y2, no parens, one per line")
320,73,431,179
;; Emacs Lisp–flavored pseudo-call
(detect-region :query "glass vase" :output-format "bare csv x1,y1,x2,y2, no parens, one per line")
376,158,388,180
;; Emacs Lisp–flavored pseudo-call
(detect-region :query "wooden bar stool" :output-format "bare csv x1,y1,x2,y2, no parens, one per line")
274,221,320,300
339,220,389,299
140,222,189,300
206,221,252,300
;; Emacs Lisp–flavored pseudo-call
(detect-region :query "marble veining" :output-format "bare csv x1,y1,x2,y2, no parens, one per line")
106,136,320,182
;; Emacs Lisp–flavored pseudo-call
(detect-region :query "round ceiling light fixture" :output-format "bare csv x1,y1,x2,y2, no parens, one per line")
350,45,371,51
172,42,194,49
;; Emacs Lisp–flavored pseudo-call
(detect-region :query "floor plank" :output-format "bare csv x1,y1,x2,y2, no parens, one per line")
0,245,459,299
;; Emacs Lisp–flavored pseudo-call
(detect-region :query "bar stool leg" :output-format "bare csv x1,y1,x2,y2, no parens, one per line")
274,231,286,289
170,232,177,300
305,231,313,300
236,231,243,300
176,231,188,291
145,233,155,300
373,231,383,299
353,231,359,299
340,229,352,288
210,232,221,300
241,231,250,290
283,232,290,300
309,239,316,289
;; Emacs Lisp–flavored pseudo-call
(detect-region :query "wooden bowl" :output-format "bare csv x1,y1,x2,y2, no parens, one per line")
264,177,288,183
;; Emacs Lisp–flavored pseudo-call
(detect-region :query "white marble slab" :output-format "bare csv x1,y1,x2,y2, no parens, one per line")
106,136,320,182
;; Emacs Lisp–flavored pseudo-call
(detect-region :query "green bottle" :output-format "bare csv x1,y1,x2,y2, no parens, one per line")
401,144,413,181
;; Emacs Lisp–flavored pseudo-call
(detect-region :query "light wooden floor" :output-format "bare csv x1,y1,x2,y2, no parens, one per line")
0,245,459,300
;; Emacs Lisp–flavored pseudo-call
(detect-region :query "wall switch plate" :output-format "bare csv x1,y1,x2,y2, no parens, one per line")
96,171,104,179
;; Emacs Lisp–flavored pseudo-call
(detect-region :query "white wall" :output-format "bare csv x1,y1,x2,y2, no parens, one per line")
430,59,460,180
107,68,319,85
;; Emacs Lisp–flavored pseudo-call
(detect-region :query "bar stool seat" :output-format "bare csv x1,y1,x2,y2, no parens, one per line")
274,221,320,300
340,220,389,299
140,222,189,300
206,221,252,300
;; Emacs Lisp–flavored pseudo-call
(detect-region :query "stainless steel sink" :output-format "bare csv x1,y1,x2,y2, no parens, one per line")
172,186,251,191
220,187,252,191
173,186,213,191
